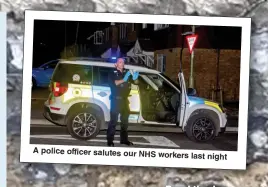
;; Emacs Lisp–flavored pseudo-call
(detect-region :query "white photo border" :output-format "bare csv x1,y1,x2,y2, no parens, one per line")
20,10,251,170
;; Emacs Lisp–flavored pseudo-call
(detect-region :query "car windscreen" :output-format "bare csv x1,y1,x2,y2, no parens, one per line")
51,63,92,84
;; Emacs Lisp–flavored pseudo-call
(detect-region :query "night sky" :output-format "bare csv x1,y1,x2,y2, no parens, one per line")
32,20,242,68
32,20,110,67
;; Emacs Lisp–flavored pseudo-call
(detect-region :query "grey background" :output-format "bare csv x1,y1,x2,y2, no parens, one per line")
5,0,268,186
0,11,6,187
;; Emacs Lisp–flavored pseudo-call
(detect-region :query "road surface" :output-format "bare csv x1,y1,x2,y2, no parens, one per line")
29,88,239,151
30,124,238,151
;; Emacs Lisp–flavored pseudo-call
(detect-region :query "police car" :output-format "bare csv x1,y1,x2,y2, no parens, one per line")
43,59,227,142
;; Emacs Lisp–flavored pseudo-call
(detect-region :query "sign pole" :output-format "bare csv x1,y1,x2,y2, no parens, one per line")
189,25,195,88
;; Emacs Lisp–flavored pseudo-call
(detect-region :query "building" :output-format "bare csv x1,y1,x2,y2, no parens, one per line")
87,23,157,66
152,25,241,103
88,23,144,61
88,23,241,103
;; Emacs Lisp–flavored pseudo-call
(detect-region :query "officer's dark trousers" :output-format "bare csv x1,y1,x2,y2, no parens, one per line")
107,98,130,143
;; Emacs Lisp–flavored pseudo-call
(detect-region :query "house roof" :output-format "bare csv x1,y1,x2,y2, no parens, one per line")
91,43,111,57
120,38,155,55
119,42,135,55
137,39,154,51
93,37,155,58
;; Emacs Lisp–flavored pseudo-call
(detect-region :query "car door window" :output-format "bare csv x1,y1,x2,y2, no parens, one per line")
145,73,180,112
160,73,181,91
52,64,92,84
139,74,158,91
93,66,114,86
146,73,178,93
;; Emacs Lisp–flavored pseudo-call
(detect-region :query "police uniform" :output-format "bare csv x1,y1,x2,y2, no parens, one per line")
107,68,132,145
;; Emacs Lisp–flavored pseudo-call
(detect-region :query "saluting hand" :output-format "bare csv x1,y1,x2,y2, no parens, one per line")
132,71,139,81
123,71,131,82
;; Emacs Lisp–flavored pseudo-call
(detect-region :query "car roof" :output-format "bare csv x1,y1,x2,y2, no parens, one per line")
58,60,160,74
39,59,61,67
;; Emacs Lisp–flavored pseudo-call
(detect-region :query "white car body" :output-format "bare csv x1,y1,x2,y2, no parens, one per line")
44,59,228,142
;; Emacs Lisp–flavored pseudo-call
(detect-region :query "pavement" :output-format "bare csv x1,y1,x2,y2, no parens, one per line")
29,88,239,151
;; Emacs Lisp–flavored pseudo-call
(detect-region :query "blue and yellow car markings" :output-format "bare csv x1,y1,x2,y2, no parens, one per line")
204,101,223,113
188,96,223,113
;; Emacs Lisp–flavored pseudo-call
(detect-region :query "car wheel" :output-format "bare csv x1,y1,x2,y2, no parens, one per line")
185,112,217,142
67,107,101,141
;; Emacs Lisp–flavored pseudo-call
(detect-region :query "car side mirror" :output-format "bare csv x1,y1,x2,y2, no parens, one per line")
187,88,196,96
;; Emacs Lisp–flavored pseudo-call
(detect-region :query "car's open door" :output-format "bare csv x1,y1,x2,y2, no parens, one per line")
127,83,140,123
177,72,188,128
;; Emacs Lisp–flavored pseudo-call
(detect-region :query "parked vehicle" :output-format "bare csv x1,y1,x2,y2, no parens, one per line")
43,59,227,142
32,59,60,88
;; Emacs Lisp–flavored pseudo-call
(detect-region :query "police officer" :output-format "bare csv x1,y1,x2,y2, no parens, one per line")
107,58,139,147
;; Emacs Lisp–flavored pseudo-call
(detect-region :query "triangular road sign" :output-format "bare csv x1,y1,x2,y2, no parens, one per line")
186,34,198,54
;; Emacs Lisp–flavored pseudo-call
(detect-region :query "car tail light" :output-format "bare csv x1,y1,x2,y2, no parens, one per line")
52,82,68,97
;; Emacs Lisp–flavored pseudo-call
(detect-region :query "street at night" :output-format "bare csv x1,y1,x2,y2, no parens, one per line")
30,126,238,151
30,88,238,151
28,19,241,152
